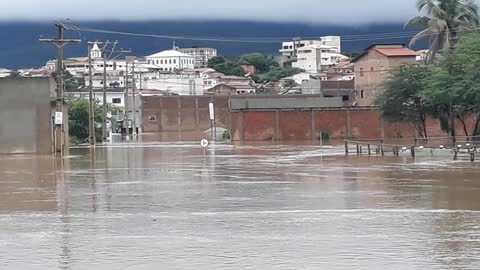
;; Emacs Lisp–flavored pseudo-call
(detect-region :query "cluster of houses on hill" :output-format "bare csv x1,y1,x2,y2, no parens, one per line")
1,36,424,109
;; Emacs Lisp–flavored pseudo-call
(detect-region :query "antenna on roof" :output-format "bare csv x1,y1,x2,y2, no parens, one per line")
173,40,179,50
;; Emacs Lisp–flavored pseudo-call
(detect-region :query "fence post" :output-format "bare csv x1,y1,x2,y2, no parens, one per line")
368,144,371,155
345,141,349,155
411,146,416,159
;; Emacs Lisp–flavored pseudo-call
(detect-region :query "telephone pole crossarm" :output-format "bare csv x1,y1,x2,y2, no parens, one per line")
39,23,81,156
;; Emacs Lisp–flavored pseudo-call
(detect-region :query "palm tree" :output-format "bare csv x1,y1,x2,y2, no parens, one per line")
406,0,479,63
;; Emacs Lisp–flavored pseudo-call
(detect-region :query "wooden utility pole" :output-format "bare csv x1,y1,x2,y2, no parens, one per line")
88,42,95,146
103,50,108,142
101,44,130,142
40,24,80,156
124,61,130,139
132,59,137,136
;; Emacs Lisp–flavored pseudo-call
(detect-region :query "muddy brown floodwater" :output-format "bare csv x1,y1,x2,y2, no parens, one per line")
1,143,480,269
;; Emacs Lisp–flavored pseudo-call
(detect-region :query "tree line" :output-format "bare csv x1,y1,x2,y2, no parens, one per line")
377,0,480,139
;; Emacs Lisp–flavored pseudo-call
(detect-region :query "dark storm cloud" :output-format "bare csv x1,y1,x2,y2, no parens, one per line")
0,0,424,24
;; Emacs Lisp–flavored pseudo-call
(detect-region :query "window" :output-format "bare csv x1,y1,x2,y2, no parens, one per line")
112,98,122,104
342,95,349,101
360,68,365,77
371,67,374,72
173,59,176,64
283,46,289,49
169,59,172,64
157,60,159,65
360,90,365,99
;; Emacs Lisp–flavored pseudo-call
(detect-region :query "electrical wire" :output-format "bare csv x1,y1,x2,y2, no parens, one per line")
63,23,480,44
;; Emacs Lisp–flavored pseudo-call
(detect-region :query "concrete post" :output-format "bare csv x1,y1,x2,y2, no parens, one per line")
311,109,315,142
240,111,244,143
346,108,352,139
275,110,279,141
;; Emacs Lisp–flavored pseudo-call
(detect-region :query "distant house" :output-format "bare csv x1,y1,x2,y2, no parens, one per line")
241,65,257,74
205,83,256,96
177,47,217,68
0,68,12,78
146,50,195,72
352,44,417,106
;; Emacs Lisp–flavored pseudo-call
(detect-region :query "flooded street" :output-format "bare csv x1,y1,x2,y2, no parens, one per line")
1,143,480,269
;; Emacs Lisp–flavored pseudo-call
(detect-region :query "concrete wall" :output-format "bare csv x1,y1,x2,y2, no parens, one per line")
142,96,230,140
230,95,342,110
230,107,452,142
141,95,475,142
0,77,55,154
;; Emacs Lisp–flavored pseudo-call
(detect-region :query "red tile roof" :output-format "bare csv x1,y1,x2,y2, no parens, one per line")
374,48,418,57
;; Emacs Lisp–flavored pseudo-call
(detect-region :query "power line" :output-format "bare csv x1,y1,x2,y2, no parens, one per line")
63,23,480,45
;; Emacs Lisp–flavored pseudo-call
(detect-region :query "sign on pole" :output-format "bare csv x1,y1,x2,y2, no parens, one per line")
54,112,63,125
209,102,215,120
200,139,209,148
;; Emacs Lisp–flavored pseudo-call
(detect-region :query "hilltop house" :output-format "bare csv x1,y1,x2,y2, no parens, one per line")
352,44,418,106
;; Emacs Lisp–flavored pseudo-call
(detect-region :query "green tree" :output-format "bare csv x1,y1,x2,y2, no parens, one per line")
239,53,279,73
424,34,480,138
207,56,226,68
257,67,304,83
68,98,90,144
213,62,246,77
67,98,113,144
406,0,479,63
376,65,432,138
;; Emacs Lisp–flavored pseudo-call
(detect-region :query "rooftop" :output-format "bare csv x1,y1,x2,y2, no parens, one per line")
352,44,417,62
375,47,418,57
147,50,193,58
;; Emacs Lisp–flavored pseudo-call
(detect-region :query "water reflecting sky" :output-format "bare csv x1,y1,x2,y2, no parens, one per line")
1,143,480,269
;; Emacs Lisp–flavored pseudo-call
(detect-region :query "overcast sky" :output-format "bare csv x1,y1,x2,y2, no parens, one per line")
0,0,425,25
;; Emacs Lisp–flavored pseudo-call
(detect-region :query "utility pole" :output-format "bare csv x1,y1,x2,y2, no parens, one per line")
100,40,113,143
124,61,130,140
40,24,80,156
132,59,137,136
88,42,95,146
102,44,130,143
102,48,108,142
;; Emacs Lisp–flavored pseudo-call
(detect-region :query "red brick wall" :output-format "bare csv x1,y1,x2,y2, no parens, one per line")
314,111,348,139
350,110,382,139
143,96,229,133
243,112,276,141
278,111,312,140
143,96,477,141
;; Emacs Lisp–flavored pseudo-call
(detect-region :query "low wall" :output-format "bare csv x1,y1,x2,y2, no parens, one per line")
142,96,230,140
141,96,476,142
0,77,56,154
230,107,453,141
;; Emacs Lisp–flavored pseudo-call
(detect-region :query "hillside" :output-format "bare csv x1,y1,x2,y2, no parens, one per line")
0,20,416,69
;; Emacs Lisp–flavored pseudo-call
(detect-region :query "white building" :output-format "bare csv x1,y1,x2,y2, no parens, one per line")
177,47,217,68
141,69,218,96
280,36,342,60
0,68,12,78
292,45,347,73
145,50,195,72
67,88,126,107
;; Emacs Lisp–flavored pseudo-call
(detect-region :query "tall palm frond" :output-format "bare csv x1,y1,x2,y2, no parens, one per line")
406,0,479,64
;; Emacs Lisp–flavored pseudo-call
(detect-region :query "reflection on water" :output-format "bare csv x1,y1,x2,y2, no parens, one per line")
1,143,480,269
